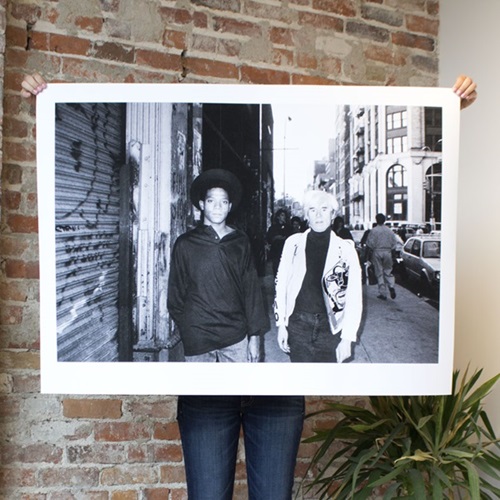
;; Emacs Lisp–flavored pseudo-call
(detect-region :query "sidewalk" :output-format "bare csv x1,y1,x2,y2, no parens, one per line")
259,269,439,364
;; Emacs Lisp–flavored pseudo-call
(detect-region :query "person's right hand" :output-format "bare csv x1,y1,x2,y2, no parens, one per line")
277,324,290,353
21,73,47,98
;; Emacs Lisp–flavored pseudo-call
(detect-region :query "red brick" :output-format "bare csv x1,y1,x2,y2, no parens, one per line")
243,1,292,22
127,443,153,463
0,305,24,326
153,443,183,462
3,190,21,210
297,52,317,70
159,7,194,25
292,75,339,85
93,42,135,64
0,280,29,301
6,215,39,234
2,164,23,184
298,12,344,32
39,467,100,488
240,66,290,84
406,14,439,36
346,21,390,43
193,11,209,28
12,373,41,393
67,443,127,464
170,489,188,500
153,422,180,440
365,45,403,66
63,399,123,419
213,17,262,38
128,400,176,419
101,465,158,485
0,234,30,258
0,350,40,370
6,25,27,48
3,141,36,162
111,492,138,500
144,488,171,500
29,31,49,51
75,16,103,33
4,258,40,279
427,0,439,15
136,49,181,72
0,444,63,464
269,27,294,46
163,29,187,50
49,34,92,56
0,466,37,487
95,422,151,442
184,56,238,80
312,0,356,16
392,31,435,51
159,464,186,484
0,395,21,417
318,55,342,76
4,117,29,138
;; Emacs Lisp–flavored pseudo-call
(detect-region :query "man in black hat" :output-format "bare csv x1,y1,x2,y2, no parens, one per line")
167,168,270,362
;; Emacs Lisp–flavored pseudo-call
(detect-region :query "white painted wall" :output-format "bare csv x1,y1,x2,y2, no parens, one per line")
440,0,500,432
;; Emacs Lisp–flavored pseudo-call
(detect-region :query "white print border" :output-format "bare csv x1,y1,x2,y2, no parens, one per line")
37,83,461,395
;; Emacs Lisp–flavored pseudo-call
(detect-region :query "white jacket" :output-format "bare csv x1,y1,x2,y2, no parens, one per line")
274,229,362,342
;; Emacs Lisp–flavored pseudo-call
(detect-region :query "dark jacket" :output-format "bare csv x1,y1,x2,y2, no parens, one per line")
167,224,270,356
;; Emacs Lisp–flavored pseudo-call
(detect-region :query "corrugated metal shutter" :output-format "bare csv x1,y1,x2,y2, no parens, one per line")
55,103,126,361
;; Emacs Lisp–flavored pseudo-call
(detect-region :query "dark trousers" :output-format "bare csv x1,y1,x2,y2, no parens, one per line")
287,311,340,363
177,395,305,500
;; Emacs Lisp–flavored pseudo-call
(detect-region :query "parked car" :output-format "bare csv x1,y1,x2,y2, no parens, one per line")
401,235,441,296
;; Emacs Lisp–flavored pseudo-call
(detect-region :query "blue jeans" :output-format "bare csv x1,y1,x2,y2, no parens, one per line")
177,395,305,500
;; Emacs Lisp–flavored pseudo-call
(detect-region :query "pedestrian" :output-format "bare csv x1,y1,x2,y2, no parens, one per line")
167,168,268,362
290,215,304,234
266,208,292,275
21,72,478,500
366,213,399,300
275,190,363,363
332,215,354,241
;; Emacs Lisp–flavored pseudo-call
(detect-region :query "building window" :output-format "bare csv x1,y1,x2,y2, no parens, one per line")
387,136,408,154
387,110,407,130
386,164,408,221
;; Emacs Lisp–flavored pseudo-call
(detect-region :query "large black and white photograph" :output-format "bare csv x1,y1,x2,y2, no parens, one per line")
37,83,460,395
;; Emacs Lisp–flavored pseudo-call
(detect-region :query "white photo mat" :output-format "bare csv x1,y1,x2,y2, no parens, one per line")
37,83,461,395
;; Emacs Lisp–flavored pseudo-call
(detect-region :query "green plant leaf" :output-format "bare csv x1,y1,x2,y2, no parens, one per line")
407,468,427,498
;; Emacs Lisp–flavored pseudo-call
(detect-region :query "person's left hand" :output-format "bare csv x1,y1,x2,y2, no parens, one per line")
247,335,260,362
336,338,353,363
453,75,477,110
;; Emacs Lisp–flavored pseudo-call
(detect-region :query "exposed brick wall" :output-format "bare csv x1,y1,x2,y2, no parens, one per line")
0,0,439,498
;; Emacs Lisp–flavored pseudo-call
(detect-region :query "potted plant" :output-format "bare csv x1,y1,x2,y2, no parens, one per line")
303,368,500,499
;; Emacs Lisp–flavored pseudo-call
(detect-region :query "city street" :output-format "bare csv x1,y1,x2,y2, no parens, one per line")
260,268,440,364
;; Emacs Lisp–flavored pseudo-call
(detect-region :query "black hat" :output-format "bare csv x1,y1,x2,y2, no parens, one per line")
190,169,242,211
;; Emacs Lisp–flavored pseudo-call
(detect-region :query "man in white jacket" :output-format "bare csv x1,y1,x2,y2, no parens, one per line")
275,190,362,363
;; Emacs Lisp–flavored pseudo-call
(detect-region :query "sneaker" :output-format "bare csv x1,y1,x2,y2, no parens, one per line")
377,294,387,301
389,287,396,299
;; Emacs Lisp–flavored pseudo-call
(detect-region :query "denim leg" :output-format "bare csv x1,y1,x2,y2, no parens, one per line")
243,396,305,500
287,312,338,362
177,396,241,500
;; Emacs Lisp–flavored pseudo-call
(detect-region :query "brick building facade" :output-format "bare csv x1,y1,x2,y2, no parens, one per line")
0,1,439,498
